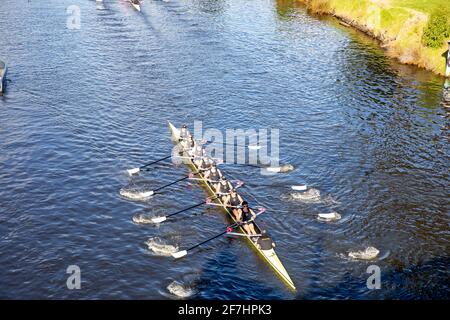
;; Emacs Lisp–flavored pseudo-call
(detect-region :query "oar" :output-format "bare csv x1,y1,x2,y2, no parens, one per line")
151,196,218,223
172,222,244,259
237,181,307,191
139,173,199,197
226,232,262,238
202,140,262,150
206,202,240,208
172,208,266,259
219,162,295,174
188,177,244,189
201,175,304,191
127,155,172,175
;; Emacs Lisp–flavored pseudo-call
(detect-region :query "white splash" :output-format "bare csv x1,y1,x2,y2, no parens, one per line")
279,164,294,172
290,188,321,203
132,214,154,224
263,164,294,174
348,246,380,260
119,188,152,200
317,211,341,221
146,237,178,256
167,281,197,298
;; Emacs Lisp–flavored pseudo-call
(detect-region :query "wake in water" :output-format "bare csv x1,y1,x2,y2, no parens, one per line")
132,213,155,224
167,280,197,299
345,246,380,260
146,237,178,256
119,187,153,201
285,187,340,206
289,188,322,203
317,211,342,221
263,164,294,174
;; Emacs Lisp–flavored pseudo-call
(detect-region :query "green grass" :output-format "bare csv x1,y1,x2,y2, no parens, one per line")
421,4,450,48
295,0,450,75
394,0,450,14
379,7,413,35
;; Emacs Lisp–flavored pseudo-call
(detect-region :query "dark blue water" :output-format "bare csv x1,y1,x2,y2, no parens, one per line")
0,0,448,299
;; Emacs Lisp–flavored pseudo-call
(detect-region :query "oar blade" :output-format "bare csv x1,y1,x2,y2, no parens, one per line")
318,212,341,220
127,167,140,175
172,250,188,259
140,190,155,197
291,185,307,191
151,216,167,223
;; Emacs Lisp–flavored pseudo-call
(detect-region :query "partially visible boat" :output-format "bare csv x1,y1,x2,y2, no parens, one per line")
0,60,6,95
129,0,141,12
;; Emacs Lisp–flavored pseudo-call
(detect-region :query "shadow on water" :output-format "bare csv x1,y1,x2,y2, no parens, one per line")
301,256,450,299
194,247,283,300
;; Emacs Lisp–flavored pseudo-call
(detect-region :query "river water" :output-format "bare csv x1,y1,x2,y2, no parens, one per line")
0,0,448,299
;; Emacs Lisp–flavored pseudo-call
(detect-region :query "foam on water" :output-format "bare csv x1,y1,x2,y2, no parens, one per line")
348,246,380,260
119,187,152,201
132,213,154,224
146,237,178,256
167,280,197,298
279,164,294,172
317,211,342,221
289,188,321,203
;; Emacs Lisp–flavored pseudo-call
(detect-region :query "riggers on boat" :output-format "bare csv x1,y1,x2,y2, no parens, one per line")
0,60,7,95
168,121,296,291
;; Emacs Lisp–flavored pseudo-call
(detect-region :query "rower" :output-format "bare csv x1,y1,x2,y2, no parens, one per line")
215,176,233,202
196,155,212,171
179,125,190,141
223,189,243,219
191,143,203,158
203,163,222,184
183,134,196,155
238,201,258,237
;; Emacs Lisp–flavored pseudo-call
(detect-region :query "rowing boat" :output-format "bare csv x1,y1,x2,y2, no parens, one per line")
168,121,296,291
129,0,141,12
0,60,6,95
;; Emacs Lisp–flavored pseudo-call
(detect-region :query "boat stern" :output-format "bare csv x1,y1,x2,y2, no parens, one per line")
260,248,296,291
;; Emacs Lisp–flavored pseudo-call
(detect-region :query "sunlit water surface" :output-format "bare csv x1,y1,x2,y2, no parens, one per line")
0,0,448,299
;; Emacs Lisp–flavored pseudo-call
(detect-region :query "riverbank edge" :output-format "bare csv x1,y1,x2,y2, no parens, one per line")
295,0,449,77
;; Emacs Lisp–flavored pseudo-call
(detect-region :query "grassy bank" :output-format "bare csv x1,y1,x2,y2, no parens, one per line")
297,0,450,76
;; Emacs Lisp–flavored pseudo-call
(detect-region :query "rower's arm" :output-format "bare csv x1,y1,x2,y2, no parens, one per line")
250,209,257,220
